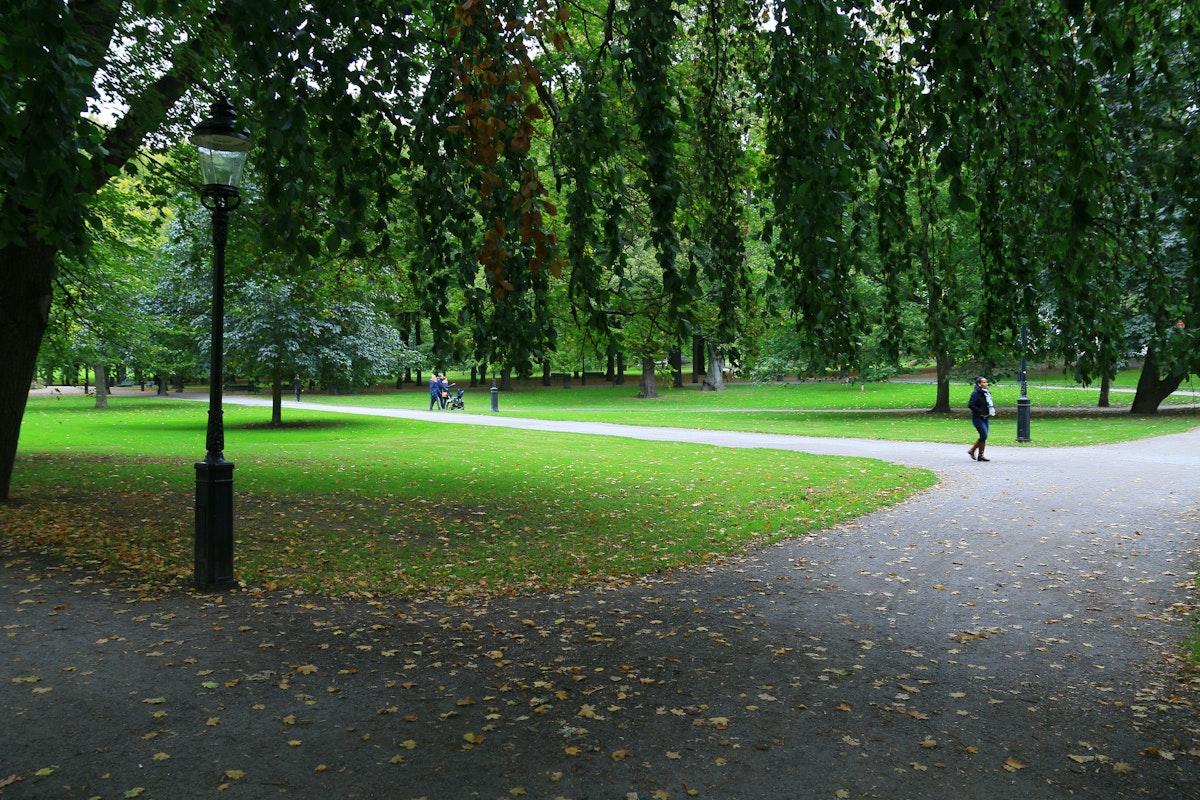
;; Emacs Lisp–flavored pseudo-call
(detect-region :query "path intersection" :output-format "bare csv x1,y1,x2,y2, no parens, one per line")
2,402,1198,799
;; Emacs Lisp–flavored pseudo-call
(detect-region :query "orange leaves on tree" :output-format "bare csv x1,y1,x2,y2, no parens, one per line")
449,0,564,296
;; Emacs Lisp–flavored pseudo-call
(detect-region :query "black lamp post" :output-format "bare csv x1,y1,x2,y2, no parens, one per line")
191,93,250,590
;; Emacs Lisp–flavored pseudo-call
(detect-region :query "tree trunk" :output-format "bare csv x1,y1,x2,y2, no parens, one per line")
670,346,683,388
542,360,551,386
616,353,625,385
270,372,283,427
638,357,659,398
94,363,110,409
0,239,56,501
929,352,953,413
693,334,704,384
1098,375,1111,408
1130,349,1184,414
701,341,726,391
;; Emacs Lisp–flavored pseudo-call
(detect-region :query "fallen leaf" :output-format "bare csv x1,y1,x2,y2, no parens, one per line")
1003,757,1026,772
223,770,244,780
612,749,633,762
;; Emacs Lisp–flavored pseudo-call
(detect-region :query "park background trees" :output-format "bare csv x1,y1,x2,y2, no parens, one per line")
3,0,1199,500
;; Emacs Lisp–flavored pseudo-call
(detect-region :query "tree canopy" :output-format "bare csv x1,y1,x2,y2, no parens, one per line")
2,0,1198,500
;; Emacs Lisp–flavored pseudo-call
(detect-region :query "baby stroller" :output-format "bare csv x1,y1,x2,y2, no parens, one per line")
446,387,465,410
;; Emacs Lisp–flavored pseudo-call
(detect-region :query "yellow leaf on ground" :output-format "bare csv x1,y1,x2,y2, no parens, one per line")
1003,757,1026,772
223,770,244,780
612,749,633,761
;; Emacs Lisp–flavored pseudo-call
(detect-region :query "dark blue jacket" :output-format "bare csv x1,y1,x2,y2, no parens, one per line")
968,386,991,419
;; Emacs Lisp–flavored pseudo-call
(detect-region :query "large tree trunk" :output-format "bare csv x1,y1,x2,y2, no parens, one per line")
638,357,659,398
1098,375,1111,408
270,372,283,427
929,352,953,413
1130,349,1185,414
94,363,110,409
0,239,57,501
701,341,725,391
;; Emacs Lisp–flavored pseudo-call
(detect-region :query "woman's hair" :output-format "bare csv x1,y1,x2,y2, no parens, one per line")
974,375,985,385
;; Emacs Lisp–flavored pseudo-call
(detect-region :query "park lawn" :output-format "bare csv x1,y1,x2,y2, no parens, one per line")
2,397,933,599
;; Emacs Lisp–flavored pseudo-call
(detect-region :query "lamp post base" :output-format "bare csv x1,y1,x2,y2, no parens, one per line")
194,458,237,590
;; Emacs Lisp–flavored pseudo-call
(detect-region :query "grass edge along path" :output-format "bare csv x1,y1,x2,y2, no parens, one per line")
3,397,935,601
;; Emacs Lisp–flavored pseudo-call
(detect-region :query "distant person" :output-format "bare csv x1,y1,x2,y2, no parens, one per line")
429,374,440,410
437,373,451,409
293,376,302,402
967,375,996,461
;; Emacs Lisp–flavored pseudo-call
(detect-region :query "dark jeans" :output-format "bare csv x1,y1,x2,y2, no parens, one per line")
972,415,990,441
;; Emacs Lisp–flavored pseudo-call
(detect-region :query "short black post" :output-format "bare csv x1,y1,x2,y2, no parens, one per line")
490,376,499,412
1016,324,1031,442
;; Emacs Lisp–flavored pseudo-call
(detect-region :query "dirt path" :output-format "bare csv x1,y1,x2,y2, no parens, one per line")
2,407,1198,799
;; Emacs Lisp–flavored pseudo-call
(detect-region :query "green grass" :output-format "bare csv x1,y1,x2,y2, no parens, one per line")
7,375,1198,601
3,397,933,599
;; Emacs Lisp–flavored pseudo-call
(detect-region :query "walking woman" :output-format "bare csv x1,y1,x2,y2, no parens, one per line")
967,376,996,461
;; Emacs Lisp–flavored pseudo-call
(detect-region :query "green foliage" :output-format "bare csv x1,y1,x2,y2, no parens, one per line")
626,0,688,333
760,1,883,370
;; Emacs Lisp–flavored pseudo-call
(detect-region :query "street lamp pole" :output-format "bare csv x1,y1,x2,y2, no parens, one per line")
191,94,250,590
